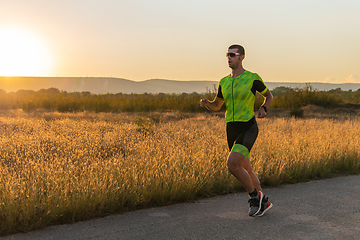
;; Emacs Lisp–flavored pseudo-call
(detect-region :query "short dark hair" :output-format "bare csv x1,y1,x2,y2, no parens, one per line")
228,44,245,55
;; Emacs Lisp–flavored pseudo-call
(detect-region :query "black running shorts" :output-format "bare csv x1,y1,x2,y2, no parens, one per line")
226,117,258,158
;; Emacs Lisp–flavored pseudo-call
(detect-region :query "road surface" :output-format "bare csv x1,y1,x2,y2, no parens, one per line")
2,174,360,240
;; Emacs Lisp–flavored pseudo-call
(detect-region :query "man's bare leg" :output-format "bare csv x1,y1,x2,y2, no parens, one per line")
241,158,262,192
227,152,264,216
227,152,254,193
241,157,273,216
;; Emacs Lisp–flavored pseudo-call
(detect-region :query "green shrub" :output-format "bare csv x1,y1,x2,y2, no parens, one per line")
21,101,36,112
310,91,342,108
1,84,360,113
290,108,304,118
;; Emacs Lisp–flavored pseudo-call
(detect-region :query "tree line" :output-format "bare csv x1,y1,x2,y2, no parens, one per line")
0,84,359,113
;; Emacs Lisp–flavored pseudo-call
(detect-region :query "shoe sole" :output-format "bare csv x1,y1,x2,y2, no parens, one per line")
250,191,264,217
257,202,273,217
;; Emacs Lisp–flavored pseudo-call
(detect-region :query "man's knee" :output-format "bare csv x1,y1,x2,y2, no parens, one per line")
227,152,245,171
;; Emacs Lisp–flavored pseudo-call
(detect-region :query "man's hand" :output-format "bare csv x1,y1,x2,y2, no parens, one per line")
257,107,267,118
258,90,273,118
200,99,209,108
200,97,224,112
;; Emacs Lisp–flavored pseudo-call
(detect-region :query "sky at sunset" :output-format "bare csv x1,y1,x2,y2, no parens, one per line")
1,0,359,83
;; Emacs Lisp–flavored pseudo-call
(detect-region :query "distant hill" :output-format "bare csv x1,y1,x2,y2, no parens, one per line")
0,77,359,94
265,82,360,92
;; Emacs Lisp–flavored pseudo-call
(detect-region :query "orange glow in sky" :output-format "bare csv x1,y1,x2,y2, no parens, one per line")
1,0,359,83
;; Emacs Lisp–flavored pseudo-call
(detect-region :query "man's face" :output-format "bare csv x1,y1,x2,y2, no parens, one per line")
227,48,243,69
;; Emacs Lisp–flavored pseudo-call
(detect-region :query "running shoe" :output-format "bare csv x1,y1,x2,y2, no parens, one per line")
248,190,263,217
257,196,273,217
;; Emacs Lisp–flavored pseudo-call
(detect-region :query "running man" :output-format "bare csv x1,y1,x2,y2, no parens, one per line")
200,44,273,217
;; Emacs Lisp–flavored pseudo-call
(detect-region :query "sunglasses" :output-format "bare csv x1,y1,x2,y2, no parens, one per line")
226,52,241,57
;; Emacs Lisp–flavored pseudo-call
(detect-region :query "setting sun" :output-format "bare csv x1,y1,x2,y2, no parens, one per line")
0,26,53,76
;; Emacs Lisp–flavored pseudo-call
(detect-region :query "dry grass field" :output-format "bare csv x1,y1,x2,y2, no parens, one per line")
0,110,359,235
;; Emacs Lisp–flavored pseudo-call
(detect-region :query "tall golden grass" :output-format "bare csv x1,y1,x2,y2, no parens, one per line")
0,110,359,235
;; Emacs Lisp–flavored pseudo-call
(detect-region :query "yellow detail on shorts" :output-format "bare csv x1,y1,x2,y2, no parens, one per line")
231,143,250,159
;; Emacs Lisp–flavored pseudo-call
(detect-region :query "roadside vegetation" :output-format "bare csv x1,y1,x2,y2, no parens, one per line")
0,110,359,236
1,84,360,236
1,84,360,115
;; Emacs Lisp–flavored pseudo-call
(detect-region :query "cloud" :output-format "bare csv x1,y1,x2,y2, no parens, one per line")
323,77,340,83
323,75,360,83
345,75,360,83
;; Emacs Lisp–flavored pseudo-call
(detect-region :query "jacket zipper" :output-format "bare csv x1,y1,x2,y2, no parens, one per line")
232,78,234,121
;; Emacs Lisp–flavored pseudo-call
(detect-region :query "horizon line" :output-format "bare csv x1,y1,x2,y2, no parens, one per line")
0,76,360,84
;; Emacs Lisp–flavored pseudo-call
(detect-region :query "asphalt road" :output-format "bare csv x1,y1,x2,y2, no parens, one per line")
2,174,360,240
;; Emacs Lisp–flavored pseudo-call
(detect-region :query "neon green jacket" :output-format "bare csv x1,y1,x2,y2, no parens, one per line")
216,70,268,123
